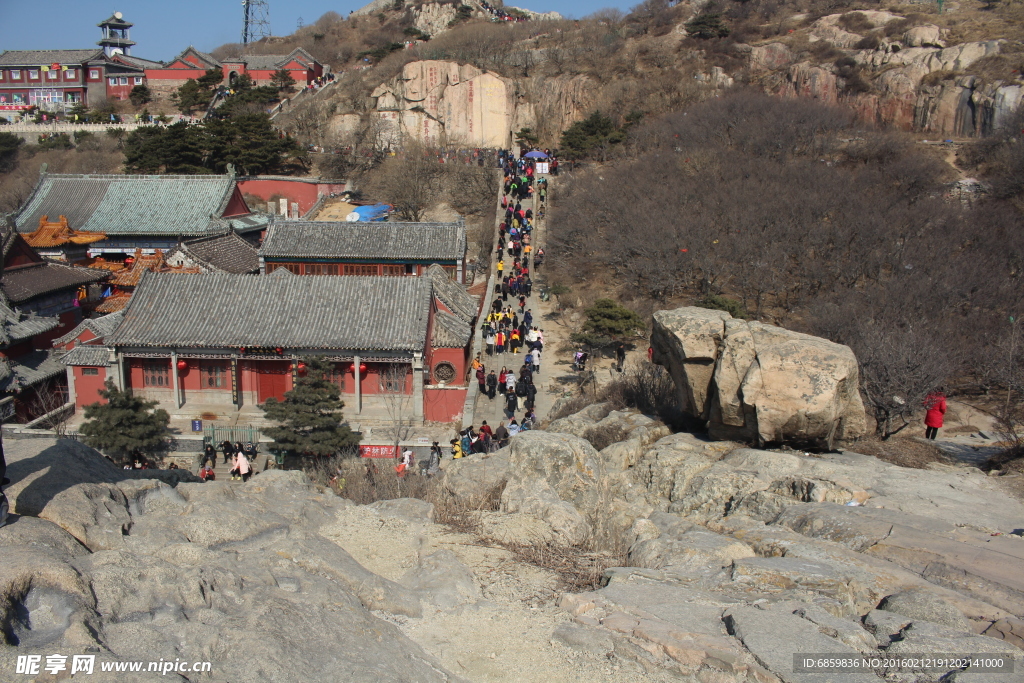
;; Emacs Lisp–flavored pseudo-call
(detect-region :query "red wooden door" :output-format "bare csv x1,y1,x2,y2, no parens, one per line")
257,361,290,403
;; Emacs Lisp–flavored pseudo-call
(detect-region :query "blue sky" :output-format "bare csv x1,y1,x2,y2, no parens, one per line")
0,0,637,62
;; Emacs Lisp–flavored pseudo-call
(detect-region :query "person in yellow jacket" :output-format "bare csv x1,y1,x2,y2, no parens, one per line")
450,439,464,458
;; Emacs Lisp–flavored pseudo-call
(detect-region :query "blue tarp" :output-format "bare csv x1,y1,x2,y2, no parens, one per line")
352,204,391,221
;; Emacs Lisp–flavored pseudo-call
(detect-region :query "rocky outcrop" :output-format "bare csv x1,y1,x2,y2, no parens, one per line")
0,439,462,682
370,60,519,149
7,413,1024,683
651,307,867,446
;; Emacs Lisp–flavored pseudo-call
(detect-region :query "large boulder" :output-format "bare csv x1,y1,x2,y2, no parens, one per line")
651,307,867,446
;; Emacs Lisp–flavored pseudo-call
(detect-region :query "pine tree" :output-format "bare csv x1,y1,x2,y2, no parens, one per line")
583,299,645,338
79,380,170,460
570,299,645,351
260,357,360,457
270,69,296,93
171,79,209,115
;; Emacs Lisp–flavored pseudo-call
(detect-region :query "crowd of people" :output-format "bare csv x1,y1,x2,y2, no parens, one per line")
449,147,553,460
195,441,261,482
479,1,531,22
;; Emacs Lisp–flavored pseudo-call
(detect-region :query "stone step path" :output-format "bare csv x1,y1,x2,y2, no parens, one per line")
469,166,569,435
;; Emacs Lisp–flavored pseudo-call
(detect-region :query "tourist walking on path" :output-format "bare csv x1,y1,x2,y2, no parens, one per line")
616,342,626,372
924,390,947,440
425,443,442,477
486,370,498,399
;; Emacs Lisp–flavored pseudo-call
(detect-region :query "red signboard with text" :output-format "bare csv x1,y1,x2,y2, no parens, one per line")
359,445,398,459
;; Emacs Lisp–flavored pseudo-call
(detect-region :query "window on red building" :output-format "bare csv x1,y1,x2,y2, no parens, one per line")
28,70,38,79
143,360,169,387
90,69,99,79
82,367,99,376
329,365,346,392
343,265,378,276
305,263,339,276
382,265,404,276
11,70,21,80
201,362,226,388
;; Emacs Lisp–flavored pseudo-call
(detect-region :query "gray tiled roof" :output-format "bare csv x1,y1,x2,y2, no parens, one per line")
60,344,112,367
53,311,125,345
179,231,259,274
427,264,477,323
0,350,66,391
116,55,164,69
259,221,466,261
172,47,221,69
0,298,58,344
15,174,247,237
0,49,103,66
7,315,59,342
234,55,287,70
224,48,316,70
432,310,472,348
222,214,270,233
108,272,432,352
2,261,109,304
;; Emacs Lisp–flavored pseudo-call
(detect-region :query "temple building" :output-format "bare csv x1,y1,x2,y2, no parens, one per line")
0,13,154,118
1,229,109,336
21,215,106,262
61,265,478,423
258,220,468,283
13,172,270,258
164,231,260,275
94,249,202,314
145,46,324,92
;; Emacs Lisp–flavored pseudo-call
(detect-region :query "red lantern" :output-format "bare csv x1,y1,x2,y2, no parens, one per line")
359,363,367,374
176,360,188,371
297,362,307,375
275,347,284,355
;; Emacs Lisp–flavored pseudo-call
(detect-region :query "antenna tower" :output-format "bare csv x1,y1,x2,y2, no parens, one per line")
241,0,271,46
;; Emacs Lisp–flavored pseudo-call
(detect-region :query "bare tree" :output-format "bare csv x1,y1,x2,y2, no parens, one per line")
362,142,446,221
27,381,71,438
377,362,414,454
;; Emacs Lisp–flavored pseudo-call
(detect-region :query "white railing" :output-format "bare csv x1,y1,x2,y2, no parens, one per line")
2,122,144,133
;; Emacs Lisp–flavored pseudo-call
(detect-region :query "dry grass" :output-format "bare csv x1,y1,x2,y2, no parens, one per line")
846,435,954,469
499,541,627,592
304,457,626,592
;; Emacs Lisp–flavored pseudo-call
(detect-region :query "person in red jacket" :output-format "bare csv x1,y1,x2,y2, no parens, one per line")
923,391,947,440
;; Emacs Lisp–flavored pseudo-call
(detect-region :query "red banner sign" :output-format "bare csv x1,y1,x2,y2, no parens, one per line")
0,105,30,110
359,445,398,459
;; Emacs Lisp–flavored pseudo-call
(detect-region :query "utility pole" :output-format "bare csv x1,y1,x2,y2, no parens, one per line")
241,0,271,46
